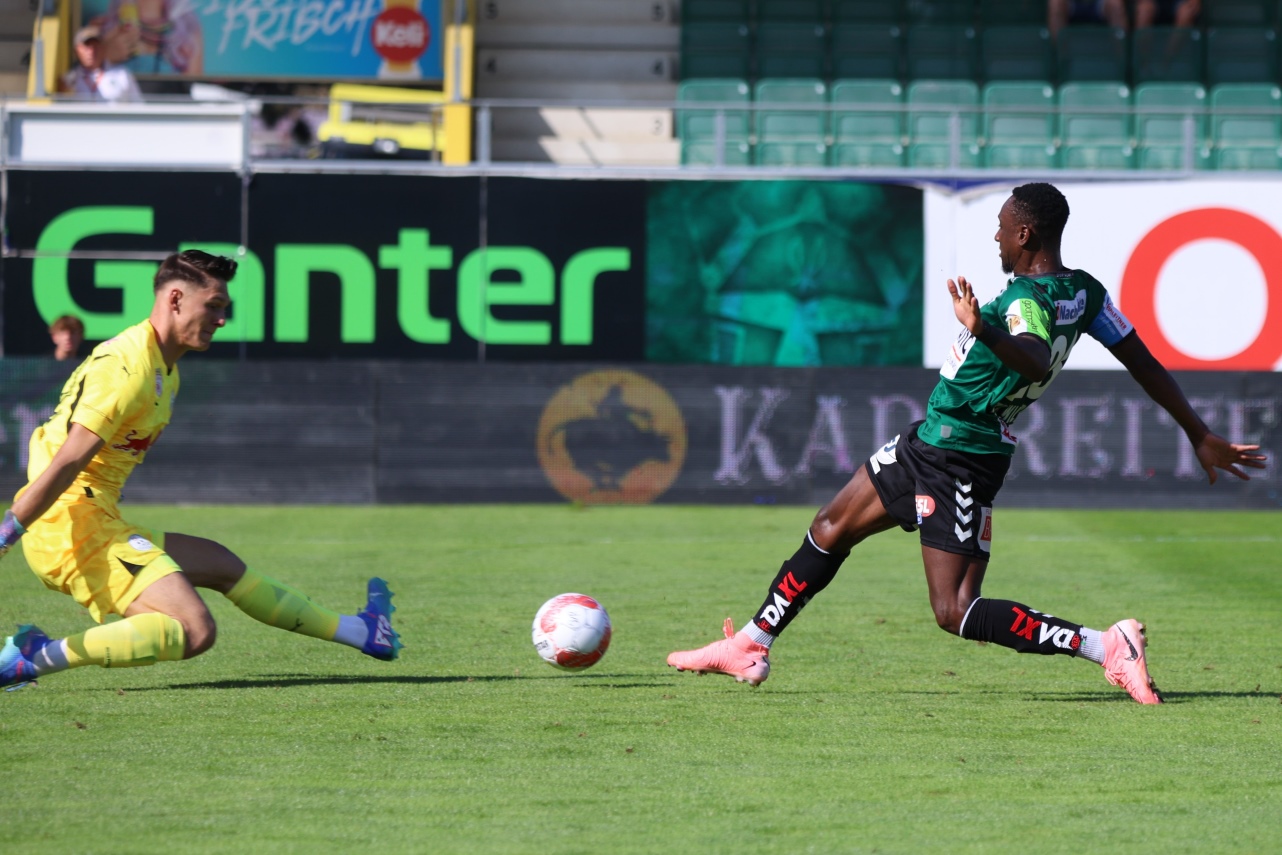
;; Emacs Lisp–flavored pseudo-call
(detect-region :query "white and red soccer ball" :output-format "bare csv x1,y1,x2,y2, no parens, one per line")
532,593,612,670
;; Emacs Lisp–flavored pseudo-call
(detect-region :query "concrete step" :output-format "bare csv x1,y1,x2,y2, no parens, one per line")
477,22,678,49
476,48,676,82
491,136,680,165
478,0,676,25
490,107,672,140
476,78,677,103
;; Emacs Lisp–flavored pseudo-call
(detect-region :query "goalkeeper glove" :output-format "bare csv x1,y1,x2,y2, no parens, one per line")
0,510,25,558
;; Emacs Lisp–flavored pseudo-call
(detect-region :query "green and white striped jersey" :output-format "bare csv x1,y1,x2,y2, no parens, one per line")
919,270,1135,456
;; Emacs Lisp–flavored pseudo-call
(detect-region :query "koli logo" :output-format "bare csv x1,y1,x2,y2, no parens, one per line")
537,370,686,504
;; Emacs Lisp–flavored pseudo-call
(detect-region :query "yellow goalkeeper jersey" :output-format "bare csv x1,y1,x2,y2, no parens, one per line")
26,320,178,505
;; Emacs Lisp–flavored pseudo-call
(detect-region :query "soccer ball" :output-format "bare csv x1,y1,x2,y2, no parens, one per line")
532,593,612,670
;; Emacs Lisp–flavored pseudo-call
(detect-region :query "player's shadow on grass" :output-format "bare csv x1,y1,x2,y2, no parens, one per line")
130,672,663,691
1032,689,1279,704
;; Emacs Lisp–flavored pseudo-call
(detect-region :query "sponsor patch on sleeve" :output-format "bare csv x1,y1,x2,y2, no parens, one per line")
1005,298,1050,342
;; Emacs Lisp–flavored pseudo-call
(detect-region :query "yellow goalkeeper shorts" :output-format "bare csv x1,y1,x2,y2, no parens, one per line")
20,490,179,624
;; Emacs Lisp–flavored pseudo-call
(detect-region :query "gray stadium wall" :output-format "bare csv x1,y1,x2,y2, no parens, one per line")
1,359,1276,509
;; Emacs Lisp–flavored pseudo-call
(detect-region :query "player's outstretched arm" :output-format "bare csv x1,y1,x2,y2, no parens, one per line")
2,424,104,553
1109,333,1267,484
947,275,1050,381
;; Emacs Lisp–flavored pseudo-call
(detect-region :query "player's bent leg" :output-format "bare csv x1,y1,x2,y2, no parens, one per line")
126,568,217,657
165,533,401,661
2,614,189,690
921,545,988,635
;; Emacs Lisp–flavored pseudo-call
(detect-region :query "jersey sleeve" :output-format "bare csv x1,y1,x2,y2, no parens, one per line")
996,279,1052,344
1085,290,1135,347
70,354,145,441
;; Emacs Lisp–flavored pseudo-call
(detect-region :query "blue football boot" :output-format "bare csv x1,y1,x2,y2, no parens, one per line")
357,578,402,661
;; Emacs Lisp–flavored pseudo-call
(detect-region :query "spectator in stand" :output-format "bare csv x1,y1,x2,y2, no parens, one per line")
60,24,143,103
1135,0,1201,27
49,315,86,362
1048,0,1129,39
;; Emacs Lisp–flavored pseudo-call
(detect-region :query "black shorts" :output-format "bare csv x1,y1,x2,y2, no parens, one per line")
865,421,1011,559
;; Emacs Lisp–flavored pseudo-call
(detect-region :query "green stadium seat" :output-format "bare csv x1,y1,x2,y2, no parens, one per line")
831,24,904,79
681,0,750,22
681,22,752,79
755,78,828,140
908,140,982,166
830,141,907,166
676,78,752,139
1135,82,1211,168
834,0,902,23
1059,82,1132,151
905,0,975,24
1202,0,1275,27
978,0,1044,24
1211,84,1282,168
681,139,753,165
908,79,980,153
832,79,905,144
984,142,1058,168
1205,28,1279,86
756,22,827,78
1060,143,1135,169
755,141,828,165
982,82,1056,144
980,25,1053,82
757,0,824,21
1056,26,1129,82
1132,27,1204,83
906,24,979,80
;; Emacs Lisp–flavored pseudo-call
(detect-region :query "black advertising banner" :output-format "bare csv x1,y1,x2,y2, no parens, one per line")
4,170,242,356
3,172,648,361
0,359,1272,510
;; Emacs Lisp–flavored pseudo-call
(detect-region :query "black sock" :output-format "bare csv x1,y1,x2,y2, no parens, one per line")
960,598,1084,656
751,533,847,638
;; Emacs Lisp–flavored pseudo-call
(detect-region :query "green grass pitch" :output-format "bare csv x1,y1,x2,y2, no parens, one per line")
2,505,1279,853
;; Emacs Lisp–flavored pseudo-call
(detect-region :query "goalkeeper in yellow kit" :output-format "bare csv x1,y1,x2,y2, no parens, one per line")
0,250,401,690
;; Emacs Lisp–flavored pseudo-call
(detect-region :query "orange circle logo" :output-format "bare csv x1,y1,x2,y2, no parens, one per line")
537,370,686,504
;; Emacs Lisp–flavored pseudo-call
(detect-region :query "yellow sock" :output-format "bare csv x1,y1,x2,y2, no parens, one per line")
226,568,341,641
63,613,187,669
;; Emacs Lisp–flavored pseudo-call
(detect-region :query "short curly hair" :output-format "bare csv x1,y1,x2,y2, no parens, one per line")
1009,183,1070,246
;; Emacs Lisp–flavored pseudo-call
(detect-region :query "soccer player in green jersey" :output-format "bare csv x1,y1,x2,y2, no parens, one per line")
0,250,401,691
668,183,1266,703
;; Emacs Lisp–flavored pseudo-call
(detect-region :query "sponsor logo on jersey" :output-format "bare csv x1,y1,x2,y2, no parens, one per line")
915,495,935,525
939,328,974,380
128,534,154,552
998,419,1019,446
154,369,164,397
1007,313,1025,334
1055,290,1088,324
112,429,154,457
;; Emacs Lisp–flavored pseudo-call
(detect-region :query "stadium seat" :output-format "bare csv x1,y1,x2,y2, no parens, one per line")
1205,28,1279,87
908,79,981,163
978,0,1045,24
1059,82,1133,166
905,0,976,24
757,0,824,21
984,142,1058,168
1202,0,1275,27
834,0,903,23
982,82,1056,144
756,22,827,78
1210,83,1282,168
830,78,908,165
1056,26,1129,82
681,139,753,165
906,24,979,79
832,79,905,145
980,25,1053,82
831,24,904,79
1132,27,1205,83
681,22,752,79
755,78,828,140
676,78,752,140
1134,82,1211,168
681,0,749,22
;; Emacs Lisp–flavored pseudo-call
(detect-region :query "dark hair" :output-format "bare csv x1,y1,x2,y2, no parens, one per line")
1009,183,1070,246
49,314,85,336
154,249,238,291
